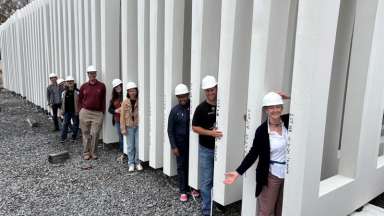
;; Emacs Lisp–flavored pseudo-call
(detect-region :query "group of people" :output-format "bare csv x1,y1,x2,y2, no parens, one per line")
47,65,291,216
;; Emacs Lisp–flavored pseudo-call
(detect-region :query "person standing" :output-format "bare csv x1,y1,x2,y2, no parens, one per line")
47,73,62,131
168,84,200,202
78,65,106,160
120,82,142,172
60,75,80,143
192,75,223,216
224,92,290,216
108,79,124,160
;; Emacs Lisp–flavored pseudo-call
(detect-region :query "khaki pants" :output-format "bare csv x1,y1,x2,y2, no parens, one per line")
257,173,284,216
79,108,104,156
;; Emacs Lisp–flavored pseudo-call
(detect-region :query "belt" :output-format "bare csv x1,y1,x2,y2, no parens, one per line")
270,160,286,165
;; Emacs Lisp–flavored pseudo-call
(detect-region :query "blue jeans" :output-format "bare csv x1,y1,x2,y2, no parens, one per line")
127,127,139,165
61,112,79,140
199,145,214,215
114,122,123,152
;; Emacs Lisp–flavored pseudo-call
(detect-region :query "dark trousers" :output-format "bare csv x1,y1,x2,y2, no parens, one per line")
61,112,79,140
176,142,189,194
51,103,62,130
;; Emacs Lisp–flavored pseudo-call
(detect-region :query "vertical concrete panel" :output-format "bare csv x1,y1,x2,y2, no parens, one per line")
77,0,86,83
282,0,341,215
322,0,357,180
62,0,68,77
121,0,138,85
91,0,101,77
101,0,121,144
67,0,76,78
149,0,165,169
137,0,150,161
188,0,221,190
57,0,65,77
213,0,253,206
241,0,298,214
163,0,185,176
84,0,92,72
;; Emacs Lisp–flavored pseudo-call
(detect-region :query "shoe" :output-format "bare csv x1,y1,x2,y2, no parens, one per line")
136,163,143,171
59,139,65,144
84,154,90,160
191,190,200,198
128,165,135,172
180,194,188,202
90,154,98,160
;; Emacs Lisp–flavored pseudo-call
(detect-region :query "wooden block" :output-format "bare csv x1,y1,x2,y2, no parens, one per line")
48,151,70,164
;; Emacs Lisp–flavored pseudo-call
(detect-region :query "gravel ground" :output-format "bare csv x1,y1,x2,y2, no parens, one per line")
0,88,241,216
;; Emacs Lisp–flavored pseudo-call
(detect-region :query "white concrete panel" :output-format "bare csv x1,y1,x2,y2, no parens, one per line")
188,0,221,190
137,0,150,162
62,0,69,77
149,0,164,169
213,0,253,206
67,0,76,78
163,0,185,176
72,0,79,81
84,0,92,71
91,0,101,77
121,0,138,85
322,0,357,180
241,0,297,214
56,0,65,77
77,0,86,83
101,0,121,144
51,0,59,77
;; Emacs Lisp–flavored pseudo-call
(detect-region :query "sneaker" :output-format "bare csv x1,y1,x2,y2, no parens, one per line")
136,163,143,171
191,190,200,198
180,194,188,202
83,154,90,160
59,139,65,144
128,165,135,172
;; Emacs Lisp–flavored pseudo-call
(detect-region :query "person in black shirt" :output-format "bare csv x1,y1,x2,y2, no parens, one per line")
168,84,200,202
60,76,80,143
192,75,223,216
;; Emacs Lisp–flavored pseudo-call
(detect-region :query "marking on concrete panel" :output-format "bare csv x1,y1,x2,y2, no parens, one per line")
286,113,294,175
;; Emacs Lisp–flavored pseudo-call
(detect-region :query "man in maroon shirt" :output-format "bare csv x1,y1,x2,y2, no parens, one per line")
78,65,106,160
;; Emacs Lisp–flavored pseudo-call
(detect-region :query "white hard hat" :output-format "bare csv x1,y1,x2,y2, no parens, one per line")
49,73,57,78
112,79,122,88
65,75,75,82
174,84,189,96
262,92,283,107
57,78,65,85
126,82,137,90
201,75,217,90
86,65,97,73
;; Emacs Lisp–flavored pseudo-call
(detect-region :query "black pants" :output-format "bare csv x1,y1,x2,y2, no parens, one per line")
51,103,61,130
176,142,189,194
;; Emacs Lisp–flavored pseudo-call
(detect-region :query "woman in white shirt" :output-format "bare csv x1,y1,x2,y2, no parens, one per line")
224,92,290,216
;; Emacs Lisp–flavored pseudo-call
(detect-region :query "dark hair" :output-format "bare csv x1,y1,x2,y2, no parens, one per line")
126,88,139,99
111,84,123,102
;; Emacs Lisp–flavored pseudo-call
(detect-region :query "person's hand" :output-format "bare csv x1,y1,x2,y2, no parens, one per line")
224,171,240,185
210,129,223,138
277,91,290,100
121,129,127,135
172,148,180,157
115,108,121,114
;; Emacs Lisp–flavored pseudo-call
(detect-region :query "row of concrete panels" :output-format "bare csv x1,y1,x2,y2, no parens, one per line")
1,0,384,215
